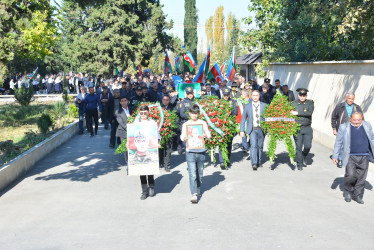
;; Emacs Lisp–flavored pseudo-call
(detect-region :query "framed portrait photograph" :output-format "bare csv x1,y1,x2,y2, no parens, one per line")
127,122,160,176
186,124,205,150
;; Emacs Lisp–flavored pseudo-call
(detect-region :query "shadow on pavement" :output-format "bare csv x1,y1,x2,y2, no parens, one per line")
270,152,295,171
201,171,225,194
155,170,183,193
330,177,373,195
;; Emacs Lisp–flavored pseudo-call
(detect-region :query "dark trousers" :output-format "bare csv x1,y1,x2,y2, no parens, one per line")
78,110,89,132
101,105,109,126
345,155,369,199
159,140,172,169
218,137,233,164
177,122,185,150
140,175,154,186
86,109,98,135
294,125,313,166
110,119,121,146
250,129,265,165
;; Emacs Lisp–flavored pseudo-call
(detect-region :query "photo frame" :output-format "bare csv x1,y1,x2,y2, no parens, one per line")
186,124,205,150
127,122,160,176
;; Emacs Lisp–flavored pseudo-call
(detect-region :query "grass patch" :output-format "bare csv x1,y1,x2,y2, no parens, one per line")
0,103,76,165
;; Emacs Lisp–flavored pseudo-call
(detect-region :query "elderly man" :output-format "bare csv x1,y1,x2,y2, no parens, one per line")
332,112,374,204
282,85,295,102
331,93,363,167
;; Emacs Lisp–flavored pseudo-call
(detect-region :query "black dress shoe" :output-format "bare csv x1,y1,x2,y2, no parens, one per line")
109,144,115,148
297,165,303,171
353,197,364,204
252,165,258,171
177,147,182,155
343,191,351,202
258,164,263,168
220,163,226,170
95,131,98,135
90,133,94,137
302,156,307,167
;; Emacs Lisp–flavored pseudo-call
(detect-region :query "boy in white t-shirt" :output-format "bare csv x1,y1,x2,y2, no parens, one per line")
181,104,211,203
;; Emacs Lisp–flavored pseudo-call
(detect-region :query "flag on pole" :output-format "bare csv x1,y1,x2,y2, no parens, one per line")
175,55,181,74
226,47,237,81
120,71,124,77
183,51,196,72
208,62,224,86
113,67,119,76
30,67,38,80
221,60,227,75
136,65,142,76
192,57,206,83
164,51,173,74
204,45,211,75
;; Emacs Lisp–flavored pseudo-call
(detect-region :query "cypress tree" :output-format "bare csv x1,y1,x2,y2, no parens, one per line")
184,0,198,65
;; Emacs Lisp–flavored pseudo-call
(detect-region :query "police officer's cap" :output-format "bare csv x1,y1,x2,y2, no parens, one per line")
166,85,174,92
134,130,146,140
201,86,207,91
231,82,238,88
296,88,309,96
244,82,251,86
142,86,148,90
223,87,231,95
205,82,211,86
102,86,108,90
185,86,194,94
264,78,270,83
135,86,142,91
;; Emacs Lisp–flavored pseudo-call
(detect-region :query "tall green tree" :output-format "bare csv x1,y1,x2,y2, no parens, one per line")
205,16,213,50
242,0,374,63
184,0,198,64
58,0,173,77
212,6,225,64
0,0,58,83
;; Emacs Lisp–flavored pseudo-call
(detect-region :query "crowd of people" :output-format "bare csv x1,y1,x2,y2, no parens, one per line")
4,69,372,205
72,70,373,205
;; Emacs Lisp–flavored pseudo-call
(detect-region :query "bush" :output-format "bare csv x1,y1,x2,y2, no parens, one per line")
0,140,14,155
67,104,79,118
37,113,53,134
14,84,34,106
52,101,66,128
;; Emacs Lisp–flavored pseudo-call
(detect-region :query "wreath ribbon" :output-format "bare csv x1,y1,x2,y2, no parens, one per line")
265,117,296,122
196,103,224,137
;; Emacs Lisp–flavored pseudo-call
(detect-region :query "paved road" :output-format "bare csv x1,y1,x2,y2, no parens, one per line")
1,125,374,249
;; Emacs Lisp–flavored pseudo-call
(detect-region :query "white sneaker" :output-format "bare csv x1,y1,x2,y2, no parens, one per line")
190,194,198,203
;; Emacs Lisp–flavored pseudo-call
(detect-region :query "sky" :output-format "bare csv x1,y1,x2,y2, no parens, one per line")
160,0,255,51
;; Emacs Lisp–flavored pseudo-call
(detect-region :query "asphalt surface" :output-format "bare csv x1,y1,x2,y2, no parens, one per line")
1,124,374,250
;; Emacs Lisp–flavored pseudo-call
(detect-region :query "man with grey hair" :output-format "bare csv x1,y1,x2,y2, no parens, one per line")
331,92,363,167
332,112,374,204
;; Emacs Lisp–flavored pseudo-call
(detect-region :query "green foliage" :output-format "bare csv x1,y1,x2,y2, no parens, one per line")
184,0,198,64
57,0,173,76
37,113,53,134
242,0,374,62
0,0,58,83
51,101,67,128
14,85,35,106
261,90,301,163
0,140,14,155
62,72,68,103
67,104,79,118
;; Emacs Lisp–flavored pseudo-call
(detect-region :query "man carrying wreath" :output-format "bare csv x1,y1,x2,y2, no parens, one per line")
240,90,266,171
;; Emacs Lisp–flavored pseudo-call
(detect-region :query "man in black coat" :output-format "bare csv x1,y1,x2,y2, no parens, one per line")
159,95,175,172
282,85,295,102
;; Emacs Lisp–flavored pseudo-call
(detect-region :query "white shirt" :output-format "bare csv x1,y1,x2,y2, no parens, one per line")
252,101,261,128
181,119,211,153
122,107,130,117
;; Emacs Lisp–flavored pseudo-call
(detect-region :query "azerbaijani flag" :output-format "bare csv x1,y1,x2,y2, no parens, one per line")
120,71,124,77
164,51,172,74
175,55,181,74
183,51,196,72
208,62,224,86
192,57,206,83
226,47,237,81
204,45,211,75
221,60,227,75
30,67,38,80
136,65,142,76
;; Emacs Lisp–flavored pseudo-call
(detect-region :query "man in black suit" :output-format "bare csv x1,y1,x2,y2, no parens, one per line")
159,94,174,172
205,83,218,97
282,85,295,102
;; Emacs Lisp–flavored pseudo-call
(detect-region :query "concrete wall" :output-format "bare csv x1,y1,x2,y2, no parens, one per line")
0,120,79,192
267,60,374,150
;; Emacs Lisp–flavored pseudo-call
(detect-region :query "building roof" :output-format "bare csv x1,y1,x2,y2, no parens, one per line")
236,52,262,65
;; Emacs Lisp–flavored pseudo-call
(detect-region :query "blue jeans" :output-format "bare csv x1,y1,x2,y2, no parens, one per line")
250,129,265,165
186,152,205,195
242,135,250,150
79,111,84,132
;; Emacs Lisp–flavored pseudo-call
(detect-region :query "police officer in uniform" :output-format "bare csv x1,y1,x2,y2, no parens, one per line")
230,82,241,99
291,88,314,171
130,85,149,108
177,86,195,154
218,87,239,169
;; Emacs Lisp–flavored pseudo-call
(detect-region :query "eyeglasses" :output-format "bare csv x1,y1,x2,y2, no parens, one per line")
140,111,148,115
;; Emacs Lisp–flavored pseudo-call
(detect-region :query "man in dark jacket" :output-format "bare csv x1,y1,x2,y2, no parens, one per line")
109,89,122,148
331,92,363,167
83,86,102,137
282,85,295,102
159,95,175,172
99,86,113,129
